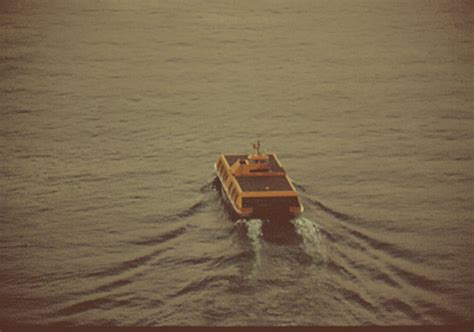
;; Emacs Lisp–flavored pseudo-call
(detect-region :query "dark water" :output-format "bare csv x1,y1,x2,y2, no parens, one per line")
1,0,473,326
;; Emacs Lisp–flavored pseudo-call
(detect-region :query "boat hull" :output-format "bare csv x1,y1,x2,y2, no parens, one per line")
214,163,252,218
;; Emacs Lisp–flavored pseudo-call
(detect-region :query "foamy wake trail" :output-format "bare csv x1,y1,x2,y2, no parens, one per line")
246,219,263,254
292,217,326,260
237,218,263,273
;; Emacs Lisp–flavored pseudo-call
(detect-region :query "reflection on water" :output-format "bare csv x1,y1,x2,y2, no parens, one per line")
1,0,472,326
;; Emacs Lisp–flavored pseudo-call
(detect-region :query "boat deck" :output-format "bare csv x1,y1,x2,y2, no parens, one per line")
223,154,293,192
236,175,293,192
224,154,285,173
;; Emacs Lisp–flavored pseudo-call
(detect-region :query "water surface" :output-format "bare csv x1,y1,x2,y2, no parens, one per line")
0,0,473,326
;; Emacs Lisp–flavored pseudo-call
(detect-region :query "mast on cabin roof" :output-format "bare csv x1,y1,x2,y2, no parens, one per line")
252,140,261,155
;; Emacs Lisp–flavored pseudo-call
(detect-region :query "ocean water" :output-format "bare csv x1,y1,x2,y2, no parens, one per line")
1,0,473,326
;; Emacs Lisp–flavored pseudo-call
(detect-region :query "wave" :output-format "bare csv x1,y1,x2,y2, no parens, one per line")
54,294,133,320
292,181,307,193
341,288,376,313
171,274,240,298
199,177,219,193
291,216,326,261
302,195,355,223
382,298,422,322
346,228,416,261
300,194,423,265
237,219,263,258
165,201,207,222
245,219,263,255
85,255,152,280
235,218,264,276
55,296,112,317
387,263,449,294
128,227,187,247
297,192,462,319
209,251,254,270
155,177,219,224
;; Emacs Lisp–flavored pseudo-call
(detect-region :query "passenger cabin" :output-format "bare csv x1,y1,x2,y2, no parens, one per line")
214,148,303,218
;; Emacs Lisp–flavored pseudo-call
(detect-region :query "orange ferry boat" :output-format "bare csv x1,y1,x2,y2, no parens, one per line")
214,142,304,218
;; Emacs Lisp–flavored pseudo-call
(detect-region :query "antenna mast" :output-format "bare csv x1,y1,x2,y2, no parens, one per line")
252,140,261,155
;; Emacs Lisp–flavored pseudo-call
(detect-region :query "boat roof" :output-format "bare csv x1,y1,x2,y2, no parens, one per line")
236,175,293,192
223,154,293,192
224,154,285,173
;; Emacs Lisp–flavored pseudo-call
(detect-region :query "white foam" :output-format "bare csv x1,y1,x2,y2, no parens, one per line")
292,216,326,260
245,218,263,276
246,219,263,251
